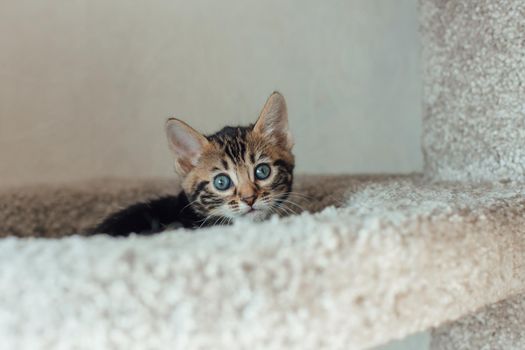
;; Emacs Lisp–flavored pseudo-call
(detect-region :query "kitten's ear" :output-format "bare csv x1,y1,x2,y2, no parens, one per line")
253,91,293,150
165,118,209,176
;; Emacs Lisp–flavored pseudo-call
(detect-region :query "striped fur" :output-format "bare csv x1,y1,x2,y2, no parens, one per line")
170,92,295,223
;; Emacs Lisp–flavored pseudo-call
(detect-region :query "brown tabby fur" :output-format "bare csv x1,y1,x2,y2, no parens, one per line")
168,92,295,222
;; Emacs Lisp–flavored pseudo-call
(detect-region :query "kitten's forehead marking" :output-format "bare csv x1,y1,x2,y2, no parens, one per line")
221,159,229,170
185,125,293,200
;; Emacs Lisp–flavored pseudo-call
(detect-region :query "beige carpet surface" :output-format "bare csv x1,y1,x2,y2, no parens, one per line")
0,174,390,238
0,175,524,349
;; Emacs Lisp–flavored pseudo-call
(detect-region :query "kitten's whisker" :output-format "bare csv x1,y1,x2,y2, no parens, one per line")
273,201,302,216
198,208,222,228
271,205,287,217
220,216,232,226
266,199,295,216
279,191,344,209
265,194,306,213
275,204,295,217
283,191,346,207
276,199,306,212
279,191,313,200
179,198,201,214
261,197,296,217
280,204,298,216
213,216,225,227
198,216,211,228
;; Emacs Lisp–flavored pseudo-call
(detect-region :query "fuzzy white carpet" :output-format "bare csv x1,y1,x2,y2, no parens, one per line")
1,177,524,349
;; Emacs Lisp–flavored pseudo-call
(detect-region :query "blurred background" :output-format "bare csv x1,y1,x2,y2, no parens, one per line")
0,0,422,188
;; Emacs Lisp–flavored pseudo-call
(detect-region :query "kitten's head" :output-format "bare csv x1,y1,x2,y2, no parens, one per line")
166,92,294,223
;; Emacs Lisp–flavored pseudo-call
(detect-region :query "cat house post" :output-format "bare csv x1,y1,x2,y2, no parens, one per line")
419,1,525,348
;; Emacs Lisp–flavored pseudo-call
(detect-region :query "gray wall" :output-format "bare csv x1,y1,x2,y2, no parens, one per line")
0,0,422,187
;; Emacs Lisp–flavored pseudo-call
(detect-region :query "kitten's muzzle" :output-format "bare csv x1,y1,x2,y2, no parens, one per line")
241,194,257,207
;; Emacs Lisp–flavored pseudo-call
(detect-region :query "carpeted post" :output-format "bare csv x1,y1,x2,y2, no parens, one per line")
431,295,525,350
421,0,525,182
420,1,525,348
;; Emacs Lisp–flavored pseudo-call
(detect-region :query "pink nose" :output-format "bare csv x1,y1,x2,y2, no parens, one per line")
241,195,257,206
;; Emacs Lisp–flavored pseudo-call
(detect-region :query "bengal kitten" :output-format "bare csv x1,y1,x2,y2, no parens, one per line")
93,92,295,236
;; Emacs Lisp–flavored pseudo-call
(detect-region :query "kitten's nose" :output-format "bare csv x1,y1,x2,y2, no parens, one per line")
241,195,257,207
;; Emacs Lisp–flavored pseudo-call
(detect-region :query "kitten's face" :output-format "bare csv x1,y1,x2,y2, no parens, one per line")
166,92,294,223
183,128,294,222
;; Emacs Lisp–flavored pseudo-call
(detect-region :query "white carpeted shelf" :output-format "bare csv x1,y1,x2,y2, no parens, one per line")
0,177,524,349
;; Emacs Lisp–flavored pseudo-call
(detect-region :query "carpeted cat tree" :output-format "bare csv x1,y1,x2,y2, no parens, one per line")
421,1,525,349
0,1,524,349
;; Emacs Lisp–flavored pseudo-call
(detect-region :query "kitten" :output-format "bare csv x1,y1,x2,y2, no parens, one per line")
93,92,295,236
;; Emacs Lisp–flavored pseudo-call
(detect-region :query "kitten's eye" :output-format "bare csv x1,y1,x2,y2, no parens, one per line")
254,163,271,180
213,174,232,191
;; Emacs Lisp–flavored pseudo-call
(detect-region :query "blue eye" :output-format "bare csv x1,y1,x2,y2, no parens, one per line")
213,174,231,191
254,163,271,180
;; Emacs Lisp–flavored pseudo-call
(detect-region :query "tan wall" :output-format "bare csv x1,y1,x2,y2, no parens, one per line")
0,0,422,188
